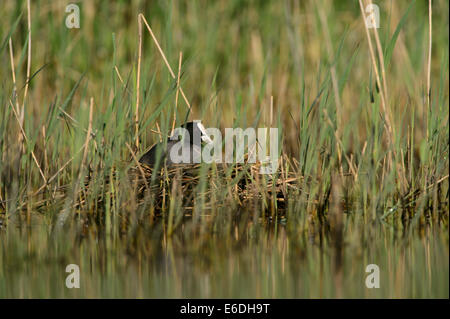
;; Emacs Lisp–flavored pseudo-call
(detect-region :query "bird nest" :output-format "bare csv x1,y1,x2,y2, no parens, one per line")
125,161,299,213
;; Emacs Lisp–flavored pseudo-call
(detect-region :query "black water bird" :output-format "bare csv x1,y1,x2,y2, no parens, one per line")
139,121,213,167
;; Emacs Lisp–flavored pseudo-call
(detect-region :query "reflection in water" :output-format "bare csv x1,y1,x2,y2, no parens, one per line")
0,210,447,298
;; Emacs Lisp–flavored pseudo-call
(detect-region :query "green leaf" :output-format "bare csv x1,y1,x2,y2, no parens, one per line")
384,0,415,68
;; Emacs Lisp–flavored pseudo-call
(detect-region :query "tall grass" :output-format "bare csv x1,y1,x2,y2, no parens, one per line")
0,0,448,298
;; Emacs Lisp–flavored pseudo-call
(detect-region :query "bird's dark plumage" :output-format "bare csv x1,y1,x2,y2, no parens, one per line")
139,121,212,167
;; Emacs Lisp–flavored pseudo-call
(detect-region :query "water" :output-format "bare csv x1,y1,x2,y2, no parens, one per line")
0,211,447,298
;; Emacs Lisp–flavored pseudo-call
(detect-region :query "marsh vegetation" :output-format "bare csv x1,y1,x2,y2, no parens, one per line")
0,0,448,298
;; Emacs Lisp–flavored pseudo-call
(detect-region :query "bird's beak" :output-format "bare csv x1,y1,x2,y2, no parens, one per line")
197,122,214,144
201,134,214,144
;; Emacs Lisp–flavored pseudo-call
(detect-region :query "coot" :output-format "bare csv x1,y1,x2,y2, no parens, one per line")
139,121,213,167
